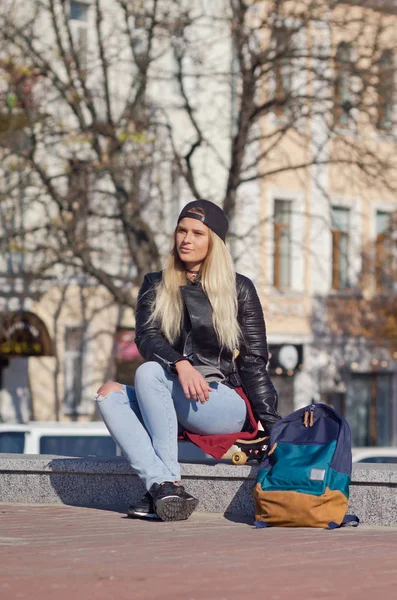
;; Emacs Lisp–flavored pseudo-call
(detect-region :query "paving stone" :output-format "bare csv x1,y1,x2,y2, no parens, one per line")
1,504,397,600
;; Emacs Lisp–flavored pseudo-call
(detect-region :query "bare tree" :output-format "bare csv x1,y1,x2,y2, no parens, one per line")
0,0,172,306
1,0,396,308
168,1,397,211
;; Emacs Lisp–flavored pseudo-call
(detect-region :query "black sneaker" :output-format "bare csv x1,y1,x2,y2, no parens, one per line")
127,492,158,519
150,482,198,522
178,485,199,509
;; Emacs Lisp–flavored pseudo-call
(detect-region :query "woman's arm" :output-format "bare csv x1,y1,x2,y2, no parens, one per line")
236,275,281,435
135,273,212,403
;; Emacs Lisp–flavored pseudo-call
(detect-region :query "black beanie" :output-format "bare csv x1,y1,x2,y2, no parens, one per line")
177,199,228,243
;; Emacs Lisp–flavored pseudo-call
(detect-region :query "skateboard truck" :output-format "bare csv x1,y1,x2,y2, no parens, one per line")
231,436,269,465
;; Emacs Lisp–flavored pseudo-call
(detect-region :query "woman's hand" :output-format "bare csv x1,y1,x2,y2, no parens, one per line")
175,360,212,404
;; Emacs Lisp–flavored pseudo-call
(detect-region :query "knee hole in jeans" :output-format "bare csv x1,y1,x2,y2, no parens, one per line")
96,382,124,399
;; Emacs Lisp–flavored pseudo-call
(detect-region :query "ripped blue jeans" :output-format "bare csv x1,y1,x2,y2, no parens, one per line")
95,361,247,490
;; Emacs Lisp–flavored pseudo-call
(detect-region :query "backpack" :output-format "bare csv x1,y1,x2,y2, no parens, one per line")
254,403,359,529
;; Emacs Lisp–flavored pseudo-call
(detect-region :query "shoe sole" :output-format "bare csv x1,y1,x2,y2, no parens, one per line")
155,496,199,522
127,510,158,519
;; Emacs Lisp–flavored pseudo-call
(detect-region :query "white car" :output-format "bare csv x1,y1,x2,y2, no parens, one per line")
0,422,214,462
352,447,397,464
0,422,122,457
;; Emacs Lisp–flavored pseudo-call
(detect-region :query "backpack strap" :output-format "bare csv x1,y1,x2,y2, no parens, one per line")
328,514,360,530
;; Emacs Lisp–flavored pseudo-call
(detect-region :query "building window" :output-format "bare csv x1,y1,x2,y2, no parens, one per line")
0,62,38,133
273,199,291,289
375,211,394,291
77,27,88,67
68,159,89,240
334,43,353,128
331,206,350,290
64,326,85,415
378,50,394,132
345,373,392,446
273,27,293,117
69,2,89,68
69,1,88,22
114,328,143,385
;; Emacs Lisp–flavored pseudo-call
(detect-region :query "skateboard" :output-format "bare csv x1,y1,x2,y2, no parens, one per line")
230,436,269,465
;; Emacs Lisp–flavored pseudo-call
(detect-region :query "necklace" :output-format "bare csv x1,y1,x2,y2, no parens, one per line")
185,268,200,282
185,268,200,275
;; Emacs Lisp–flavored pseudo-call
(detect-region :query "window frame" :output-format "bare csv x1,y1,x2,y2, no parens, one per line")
331,206,350,291
68,1,90,69
273,199,292,289
273,26,294,117
377,50,395,132
334,42,353,129
374,209,396,292
268,17,306,128
265,189,305,293
67,159,90,242
63,324,92,416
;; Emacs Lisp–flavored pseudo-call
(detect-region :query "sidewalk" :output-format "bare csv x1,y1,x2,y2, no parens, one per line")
1,504,397,600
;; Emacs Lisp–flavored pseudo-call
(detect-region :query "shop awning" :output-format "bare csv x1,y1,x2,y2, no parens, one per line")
0,311,54,357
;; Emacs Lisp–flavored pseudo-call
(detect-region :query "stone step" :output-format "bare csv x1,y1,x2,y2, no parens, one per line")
0,454,396,526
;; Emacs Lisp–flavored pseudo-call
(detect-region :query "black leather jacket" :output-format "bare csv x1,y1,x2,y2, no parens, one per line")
135,271,281,435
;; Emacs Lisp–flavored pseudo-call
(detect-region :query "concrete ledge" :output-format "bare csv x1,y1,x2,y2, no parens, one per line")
1,454,397,525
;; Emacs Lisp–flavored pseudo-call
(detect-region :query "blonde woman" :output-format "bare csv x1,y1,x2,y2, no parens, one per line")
95,200,280,522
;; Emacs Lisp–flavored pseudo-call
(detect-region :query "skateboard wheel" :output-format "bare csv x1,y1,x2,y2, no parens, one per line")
232,451,247,465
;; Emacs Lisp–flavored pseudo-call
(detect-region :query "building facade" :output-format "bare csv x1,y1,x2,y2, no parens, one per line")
245,0,397,447
0,0,396,451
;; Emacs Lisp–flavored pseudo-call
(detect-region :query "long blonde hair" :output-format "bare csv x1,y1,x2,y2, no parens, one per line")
150,228,241,352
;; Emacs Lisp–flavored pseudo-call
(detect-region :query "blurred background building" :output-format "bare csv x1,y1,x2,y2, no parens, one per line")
0,0,396,448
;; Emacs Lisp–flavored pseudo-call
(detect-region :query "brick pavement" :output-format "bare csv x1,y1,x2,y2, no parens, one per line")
1,504,397,600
